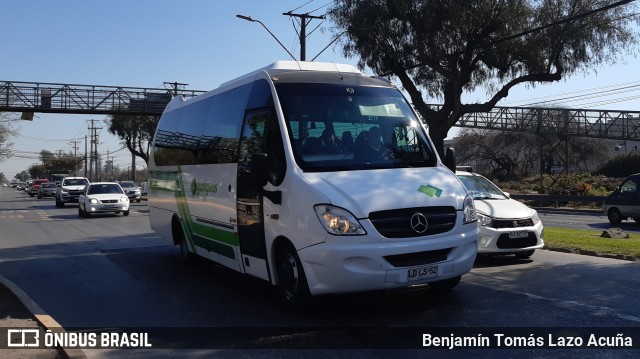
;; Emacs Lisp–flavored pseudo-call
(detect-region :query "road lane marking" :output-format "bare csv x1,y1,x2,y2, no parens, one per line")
466,280,640,324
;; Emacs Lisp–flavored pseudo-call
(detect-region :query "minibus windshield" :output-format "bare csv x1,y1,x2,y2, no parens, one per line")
276,83,438,172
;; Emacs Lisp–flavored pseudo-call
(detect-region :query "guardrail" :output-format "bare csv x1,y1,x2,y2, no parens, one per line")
509,194,605,208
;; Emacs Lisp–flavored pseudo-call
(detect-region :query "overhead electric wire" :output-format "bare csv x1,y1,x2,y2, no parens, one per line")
288,0,316,14
499,80,640,108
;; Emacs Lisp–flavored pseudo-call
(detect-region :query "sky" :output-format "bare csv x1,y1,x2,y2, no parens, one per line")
1,0,640,180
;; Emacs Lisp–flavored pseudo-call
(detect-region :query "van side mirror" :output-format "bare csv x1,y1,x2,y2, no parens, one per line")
444,147,456,172
250,153,269,188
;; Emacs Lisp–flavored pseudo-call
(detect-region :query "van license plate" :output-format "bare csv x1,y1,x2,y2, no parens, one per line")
407,265,438,282
509,231,529,239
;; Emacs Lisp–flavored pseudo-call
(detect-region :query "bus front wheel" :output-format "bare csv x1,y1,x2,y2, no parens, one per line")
276,243,310,304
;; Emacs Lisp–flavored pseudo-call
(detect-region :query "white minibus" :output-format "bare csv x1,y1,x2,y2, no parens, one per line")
148,61,478,303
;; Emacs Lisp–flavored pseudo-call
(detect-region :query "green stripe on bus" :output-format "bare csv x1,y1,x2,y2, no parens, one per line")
190,222,239,247
192,234,236,259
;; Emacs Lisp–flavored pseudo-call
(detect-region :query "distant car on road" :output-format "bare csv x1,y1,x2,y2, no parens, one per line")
56,177,89,207
604,173,640,225
28,179,50,197
37,182,57,198
457,170,544,259
78,182,130,218
117,181,141,203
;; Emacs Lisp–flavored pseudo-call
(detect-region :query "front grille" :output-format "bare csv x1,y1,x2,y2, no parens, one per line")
493,218,534,229
496,233,537,249
384,248,451,267
68,190,84,195
101,200,118,204
369,206,456,238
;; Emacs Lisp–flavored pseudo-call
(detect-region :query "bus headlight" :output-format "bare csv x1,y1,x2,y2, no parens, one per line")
314,205,366,235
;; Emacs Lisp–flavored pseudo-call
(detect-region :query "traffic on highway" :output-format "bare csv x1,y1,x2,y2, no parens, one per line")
1,185,639,357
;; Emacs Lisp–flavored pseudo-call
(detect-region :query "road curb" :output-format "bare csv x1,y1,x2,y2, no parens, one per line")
544,246,638,262
0,274,87,359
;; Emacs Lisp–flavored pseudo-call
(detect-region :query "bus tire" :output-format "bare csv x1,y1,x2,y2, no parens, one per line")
276,242,310,304
173,218,193,263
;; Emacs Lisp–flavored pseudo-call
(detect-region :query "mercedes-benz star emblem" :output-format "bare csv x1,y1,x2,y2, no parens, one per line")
410,213,429,234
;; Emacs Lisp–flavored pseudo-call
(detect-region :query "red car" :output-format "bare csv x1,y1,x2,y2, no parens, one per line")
28,179,50,197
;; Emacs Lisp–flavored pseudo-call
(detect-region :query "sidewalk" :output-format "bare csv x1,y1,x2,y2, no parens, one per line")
0,279,61,358
0,275,87,359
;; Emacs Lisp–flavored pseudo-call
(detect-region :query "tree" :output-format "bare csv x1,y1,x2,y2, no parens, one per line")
37,150,83,176
105,109,159,165
0,113,18,163
454,128,612,179
28,163,48,179
455,129,538,179
597,151,640,177
329,0,639,156
14,171,29,182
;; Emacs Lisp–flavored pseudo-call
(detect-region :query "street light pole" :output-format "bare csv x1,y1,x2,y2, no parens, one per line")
236,14,297,61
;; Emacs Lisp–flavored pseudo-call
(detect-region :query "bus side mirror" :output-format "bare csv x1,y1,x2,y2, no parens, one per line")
250,153,269,188
444,147,456,172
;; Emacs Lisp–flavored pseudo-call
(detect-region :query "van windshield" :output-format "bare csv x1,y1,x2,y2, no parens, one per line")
275,83,438,171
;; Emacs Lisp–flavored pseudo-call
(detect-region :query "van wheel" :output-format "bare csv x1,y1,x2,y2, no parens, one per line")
607,208,623,225
122,210,130,216
78,206,84,217
514,250,535,259
55,197,64,207
276,243,310,304
428,276,461,291
173,220,193,263
179,235,194,263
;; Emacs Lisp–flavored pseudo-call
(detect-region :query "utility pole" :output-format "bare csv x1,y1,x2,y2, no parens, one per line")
282,11,325,61
84,135,88,177
87,119,102,182
69,140,80,176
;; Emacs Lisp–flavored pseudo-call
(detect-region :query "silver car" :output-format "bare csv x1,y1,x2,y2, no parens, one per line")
37,182,57,198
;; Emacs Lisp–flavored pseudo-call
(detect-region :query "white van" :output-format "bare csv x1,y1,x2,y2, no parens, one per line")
148,61,478,303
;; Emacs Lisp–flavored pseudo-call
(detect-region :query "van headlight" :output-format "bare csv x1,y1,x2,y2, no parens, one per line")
314,205,366,235
463,195,477,224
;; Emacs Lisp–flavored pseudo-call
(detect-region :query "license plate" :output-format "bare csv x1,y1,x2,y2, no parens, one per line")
407,265,438,282
509,230,529,239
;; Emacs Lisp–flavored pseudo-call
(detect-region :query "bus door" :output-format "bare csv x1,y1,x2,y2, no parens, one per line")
236,108,271,281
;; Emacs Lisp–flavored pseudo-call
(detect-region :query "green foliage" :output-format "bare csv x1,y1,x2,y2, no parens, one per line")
596,151,640,178
545,227,640,259
34,150,83,177
493,173,621,195
105,109,159,165
328,0,639,154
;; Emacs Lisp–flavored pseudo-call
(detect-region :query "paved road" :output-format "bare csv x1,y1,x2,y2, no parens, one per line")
0,187,639,358
536,208,640,232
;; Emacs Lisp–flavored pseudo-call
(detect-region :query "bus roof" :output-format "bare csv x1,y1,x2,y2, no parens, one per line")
163,61,364,113
218,61,362,88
